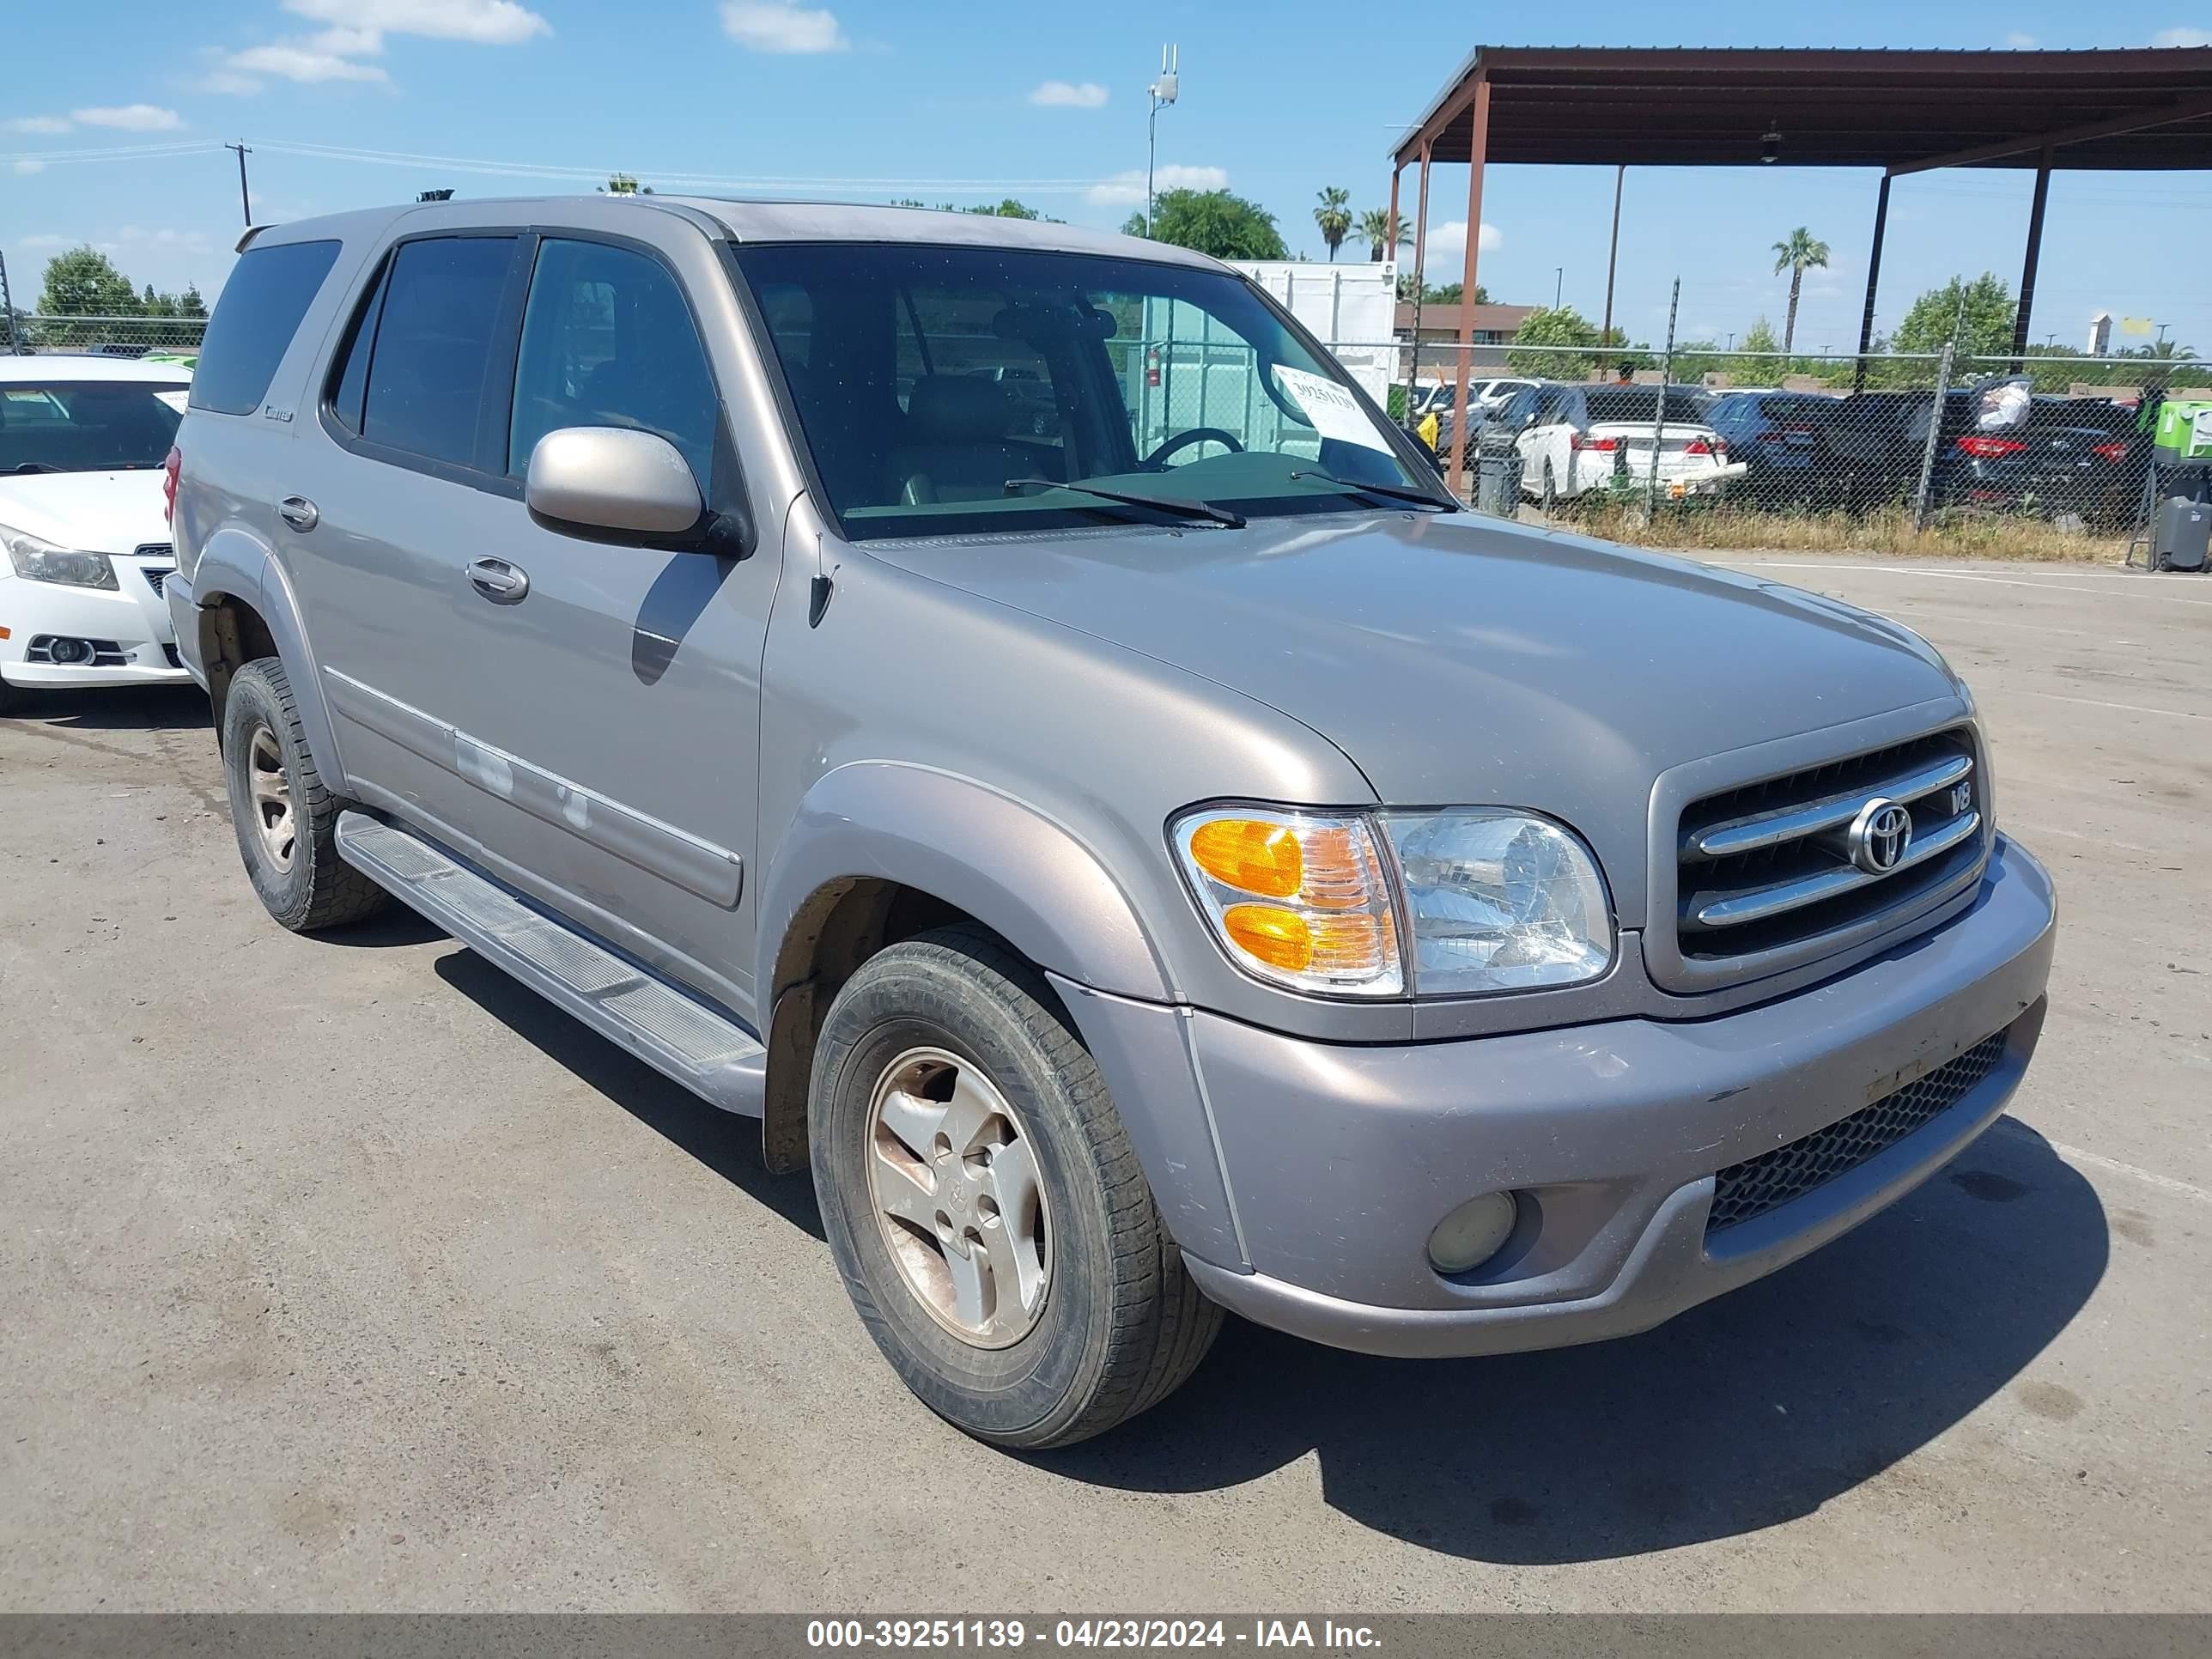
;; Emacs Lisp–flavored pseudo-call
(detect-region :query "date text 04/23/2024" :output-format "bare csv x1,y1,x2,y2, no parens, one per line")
805,1620,1382,1650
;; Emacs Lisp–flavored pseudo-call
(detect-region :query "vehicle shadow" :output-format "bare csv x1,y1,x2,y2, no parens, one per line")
0,684,209,731
1042,1119,2105,1565
428,946,824,1242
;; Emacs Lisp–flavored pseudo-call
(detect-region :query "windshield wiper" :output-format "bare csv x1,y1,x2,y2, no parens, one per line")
1287,469,1455,511
1004,477,1244,529
5,462,65,475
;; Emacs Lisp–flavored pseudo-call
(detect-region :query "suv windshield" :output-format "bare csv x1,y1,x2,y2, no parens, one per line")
0,380,187,475
730,241,1435,539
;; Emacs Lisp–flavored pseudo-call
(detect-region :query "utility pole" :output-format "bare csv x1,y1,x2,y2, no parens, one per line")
1145,45,1179,235
1601,163,1624,345
1553,266,1563,310
225,142,254,228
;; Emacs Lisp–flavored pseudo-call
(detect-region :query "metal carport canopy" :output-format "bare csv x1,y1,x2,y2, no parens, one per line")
1387,46,2212,495
1391,46,2212,172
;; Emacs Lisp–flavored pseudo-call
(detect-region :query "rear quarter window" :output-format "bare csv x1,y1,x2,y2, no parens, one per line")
188,240,343,416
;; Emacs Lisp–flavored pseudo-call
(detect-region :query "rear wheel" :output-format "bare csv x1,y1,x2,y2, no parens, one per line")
221,657,386,933
1540,459,1559,515
810,926,1221,1449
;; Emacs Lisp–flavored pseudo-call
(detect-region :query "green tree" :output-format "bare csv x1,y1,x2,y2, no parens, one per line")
1741,316,1780,356
1139,188,1287,260
1355,207,1401,262
177,283,206,319
39,246,140,318
1312,185,1352,262
1892,274,2016,359
1412,281,1489,306
1506,304,1603,378
1771,227,1831,356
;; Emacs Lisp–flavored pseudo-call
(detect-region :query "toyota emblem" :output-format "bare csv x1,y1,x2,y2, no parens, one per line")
1848,798,1913,874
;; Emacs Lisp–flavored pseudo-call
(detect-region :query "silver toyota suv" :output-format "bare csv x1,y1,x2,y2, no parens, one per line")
167,197,2057,1449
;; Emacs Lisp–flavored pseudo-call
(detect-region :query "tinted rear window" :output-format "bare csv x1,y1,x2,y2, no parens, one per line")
188,240,342,416
1583,387,1711,424
361,236,517,469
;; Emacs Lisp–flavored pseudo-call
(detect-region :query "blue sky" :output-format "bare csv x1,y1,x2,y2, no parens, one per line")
3,0,2208,356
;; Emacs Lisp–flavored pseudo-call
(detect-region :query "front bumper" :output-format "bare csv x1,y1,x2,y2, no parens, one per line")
1176,835,2056,1358
0,562,189,690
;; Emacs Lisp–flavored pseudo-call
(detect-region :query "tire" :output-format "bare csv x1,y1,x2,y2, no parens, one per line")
221,656,386,933
1540,459,1559,515
0,677,19,717
810,925,1222,1449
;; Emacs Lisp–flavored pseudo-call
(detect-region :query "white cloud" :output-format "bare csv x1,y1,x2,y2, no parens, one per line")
1417,219,1504,270
21,235,71,250
2151,25,2212,45
2004,31,2037,46
721,0,847,52
1086,163,1229,206
72,105,185,131
13,160,46,175
4,115,75,134
228,40,392,83
282,0,548,45
1029,80,1108,108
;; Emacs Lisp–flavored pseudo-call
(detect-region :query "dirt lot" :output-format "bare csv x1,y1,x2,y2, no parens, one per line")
1,556,2206,1613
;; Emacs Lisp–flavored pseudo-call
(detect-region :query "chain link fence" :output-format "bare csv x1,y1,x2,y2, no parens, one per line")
0,313,208,359
1376,339,2208,556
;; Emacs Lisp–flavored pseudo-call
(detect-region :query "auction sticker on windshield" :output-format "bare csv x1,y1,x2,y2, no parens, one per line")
1272,364,1392,454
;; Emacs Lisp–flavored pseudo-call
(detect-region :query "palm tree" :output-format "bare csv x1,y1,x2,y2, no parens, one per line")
1771,227,1831,356
1313,186,1352,262
1356,207,1402,263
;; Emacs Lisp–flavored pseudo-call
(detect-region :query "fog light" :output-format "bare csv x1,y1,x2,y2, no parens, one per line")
1427,1192,1519,1275
48,636,93,665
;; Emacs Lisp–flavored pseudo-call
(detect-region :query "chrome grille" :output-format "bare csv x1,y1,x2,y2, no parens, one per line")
1676,729,1985,964
1706,1030,2009,1233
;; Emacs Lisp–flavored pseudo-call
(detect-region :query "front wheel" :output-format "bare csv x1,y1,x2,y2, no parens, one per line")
221,657,386,933
810,926,1221,1449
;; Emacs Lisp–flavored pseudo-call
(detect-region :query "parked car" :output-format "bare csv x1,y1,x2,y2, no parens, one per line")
169,198,2054,1449
1934,398,2143,526
1807,389,1979,512
1511,383,1745,508
0,355,196,712
1705,392,1844,510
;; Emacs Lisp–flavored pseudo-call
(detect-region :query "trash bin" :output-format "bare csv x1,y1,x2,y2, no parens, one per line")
2154,496,2210,572
1475,447,1522,517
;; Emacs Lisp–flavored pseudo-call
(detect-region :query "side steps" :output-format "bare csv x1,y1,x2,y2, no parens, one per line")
334,811,766,1116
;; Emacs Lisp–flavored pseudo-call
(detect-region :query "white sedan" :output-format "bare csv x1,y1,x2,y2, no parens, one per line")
0,354,194,711
1514,382,1747,510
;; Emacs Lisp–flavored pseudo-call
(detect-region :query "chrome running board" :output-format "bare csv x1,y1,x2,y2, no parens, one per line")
335,811,765,1116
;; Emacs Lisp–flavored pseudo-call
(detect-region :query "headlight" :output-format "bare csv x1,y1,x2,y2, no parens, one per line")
1173,805,1613,1000
2,526,117,590
1382,811,1613,994
1172,809,1402,996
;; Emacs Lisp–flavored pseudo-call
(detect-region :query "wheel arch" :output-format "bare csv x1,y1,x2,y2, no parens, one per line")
191,535,340,778
752,763,1176,1177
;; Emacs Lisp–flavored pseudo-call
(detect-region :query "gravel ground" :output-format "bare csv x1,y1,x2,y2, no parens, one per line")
1,556,2205,1613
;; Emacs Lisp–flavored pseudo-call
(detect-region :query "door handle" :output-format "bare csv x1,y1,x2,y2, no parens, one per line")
277,495,319,532
468,557,530,605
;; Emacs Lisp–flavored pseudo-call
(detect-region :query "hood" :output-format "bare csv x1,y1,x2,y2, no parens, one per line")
0,471,172,554
866,510,1965,914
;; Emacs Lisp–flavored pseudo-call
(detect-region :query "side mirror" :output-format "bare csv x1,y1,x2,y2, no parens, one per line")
526,427,706,540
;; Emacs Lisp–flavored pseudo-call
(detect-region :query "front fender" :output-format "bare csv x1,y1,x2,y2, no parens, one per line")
191,531,343,786
756,762,1248,1265
757,761,1174,1002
